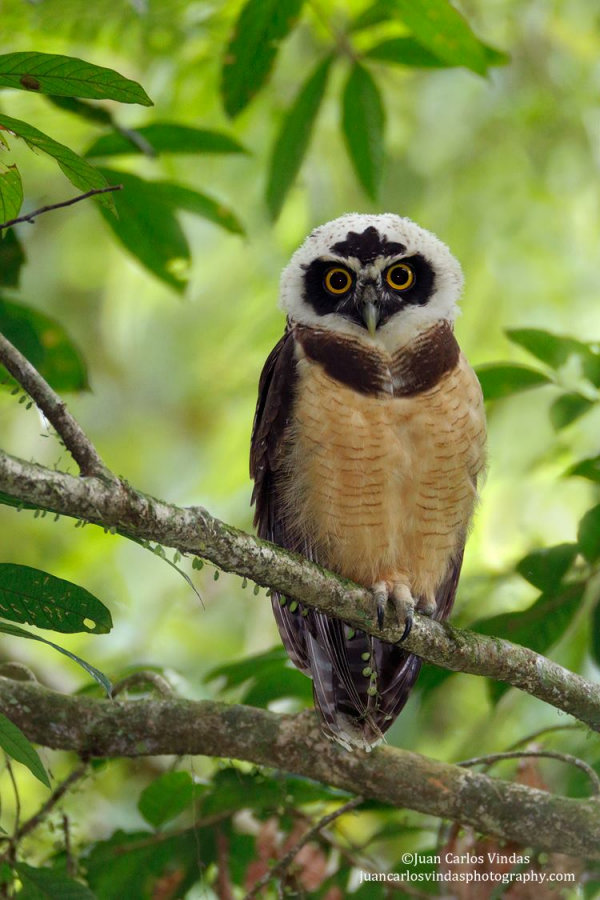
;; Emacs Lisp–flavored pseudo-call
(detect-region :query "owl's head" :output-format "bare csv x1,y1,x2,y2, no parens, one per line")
279,213,463,349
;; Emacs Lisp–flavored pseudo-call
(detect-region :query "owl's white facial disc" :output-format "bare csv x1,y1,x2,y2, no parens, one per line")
279,213,464,350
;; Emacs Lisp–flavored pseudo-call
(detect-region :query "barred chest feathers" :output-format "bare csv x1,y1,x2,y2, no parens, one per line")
281,321,486,606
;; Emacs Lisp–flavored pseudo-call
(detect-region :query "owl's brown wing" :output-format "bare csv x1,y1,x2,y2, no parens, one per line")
250,327,314,673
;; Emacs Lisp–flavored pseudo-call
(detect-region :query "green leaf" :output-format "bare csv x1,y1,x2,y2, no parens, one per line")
0,296,88,391
0,228,25,286
266,56,332,220
0,564,112,634
577,504,600,564
0,163,22,223
47,94,114,125
200,768,349,817
0,621,112,694
96,168,190,292
365,36,449,67
474,362,552,401
85,123,247,158
14,863,95,899
474,582,585,701
0,713,49,787
565,455,600,483
549,392,595,431
516,543,578,592
157,182,245,235
507,328,600,385
85,828,207,900
243,665,312,706
591,599,600,668
350,0,396,32
205,646,289,689
392,0,504,75
221,0,304,117
0,52,151,105
0,113,114,211
342,62,385,200
138,771,197,828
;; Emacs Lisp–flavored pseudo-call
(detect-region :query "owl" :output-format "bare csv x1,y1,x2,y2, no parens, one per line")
250,213,486,750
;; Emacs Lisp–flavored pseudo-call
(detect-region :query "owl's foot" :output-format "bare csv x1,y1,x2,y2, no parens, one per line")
373,583,437,641
373,581,415,642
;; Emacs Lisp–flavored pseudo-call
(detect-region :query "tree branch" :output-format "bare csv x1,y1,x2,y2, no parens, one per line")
0,677,598,859
0,335,113,478
0,447,599,732
0,185,123,230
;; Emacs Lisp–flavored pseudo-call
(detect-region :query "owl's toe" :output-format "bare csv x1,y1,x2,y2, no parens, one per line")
372,581,415,641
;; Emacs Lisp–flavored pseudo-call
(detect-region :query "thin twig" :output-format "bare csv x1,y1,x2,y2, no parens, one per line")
243,796,363,899
505,723,582,751
0,184,123,230
0,761,88,862
5,759,20,848
457,749,600,796
0,333,113,478
111,671,173,698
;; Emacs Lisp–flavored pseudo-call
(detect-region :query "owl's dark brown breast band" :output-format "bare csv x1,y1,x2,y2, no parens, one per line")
294,320,460,398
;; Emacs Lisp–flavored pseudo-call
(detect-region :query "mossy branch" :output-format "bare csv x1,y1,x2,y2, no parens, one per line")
0,447,599,733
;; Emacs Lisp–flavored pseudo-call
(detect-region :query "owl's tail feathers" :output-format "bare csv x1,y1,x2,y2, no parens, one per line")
271,594,423,751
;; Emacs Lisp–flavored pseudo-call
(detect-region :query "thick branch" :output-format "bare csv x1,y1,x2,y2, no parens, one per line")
0,677,598,859
1,448,599,732
0,335,112,478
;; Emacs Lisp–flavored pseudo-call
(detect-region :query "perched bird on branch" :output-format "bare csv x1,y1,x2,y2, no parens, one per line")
251,214,486,750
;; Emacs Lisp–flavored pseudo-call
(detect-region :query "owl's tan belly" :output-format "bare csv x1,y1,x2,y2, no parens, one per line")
284,354,485,600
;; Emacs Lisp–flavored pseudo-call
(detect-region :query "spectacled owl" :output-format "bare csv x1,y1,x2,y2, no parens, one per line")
250,213,486,750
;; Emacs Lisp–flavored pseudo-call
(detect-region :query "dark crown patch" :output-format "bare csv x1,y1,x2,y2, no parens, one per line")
331,226,406,264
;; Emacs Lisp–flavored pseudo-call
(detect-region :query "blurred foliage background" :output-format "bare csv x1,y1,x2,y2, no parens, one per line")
0,0,599,895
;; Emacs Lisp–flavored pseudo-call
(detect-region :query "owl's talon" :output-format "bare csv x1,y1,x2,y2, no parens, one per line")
400,611,413,642
373,586,388,629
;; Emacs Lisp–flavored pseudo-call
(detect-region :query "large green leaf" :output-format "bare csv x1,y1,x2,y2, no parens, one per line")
0,621,111,694
0,229,25,287
0,52,151,105
0,296,88,391
549,392,595,431
158,182,244,235
221,0,304,117
365,36,449,67
0,114,114,211
516,543,578,593
97,168,190,292
14,863,95,899
507,328,600,385
0,713,49,787
0,163,22,223
266,56,332,220
0,564,112,634
138,771,198,828
85,123,247,158
392,0,505,75
474,362,552,401
342,62,385,200
577,505,600,564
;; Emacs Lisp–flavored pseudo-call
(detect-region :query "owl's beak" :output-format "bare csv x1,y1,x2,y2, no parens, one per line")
360,283,380,336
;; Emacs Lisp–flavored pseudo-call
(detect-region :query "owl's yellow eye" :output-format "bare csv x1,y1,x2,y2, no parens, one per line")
324,267,353,295
386,263,415,291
